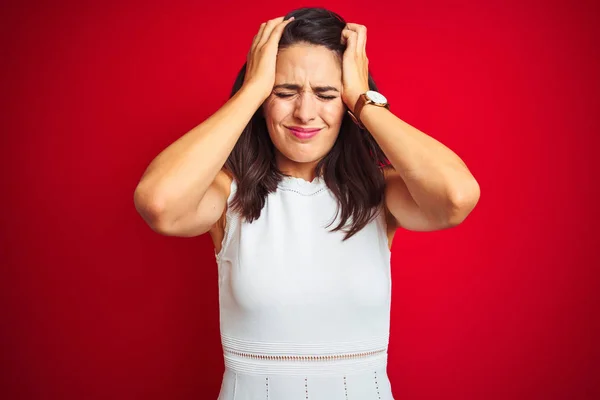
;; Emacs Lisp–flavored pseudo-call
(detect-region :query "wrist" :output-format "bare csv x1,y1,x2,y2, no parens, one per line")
344,93,363,112
241,81,271,102
239,82,271,107
346,90,390,129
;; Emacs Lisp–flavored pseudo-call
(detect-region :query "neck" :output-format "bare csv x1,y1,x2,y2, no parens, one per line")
276,153,319,182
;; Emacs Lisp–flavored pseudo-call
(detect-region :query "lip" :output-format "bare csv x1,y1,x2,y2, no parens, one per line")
287,126,322,139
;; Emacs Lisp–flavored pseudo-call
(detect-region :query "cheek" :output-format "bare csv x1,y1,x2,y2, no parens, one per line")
264,101,292,123
264,99,345,127
322,103,346,126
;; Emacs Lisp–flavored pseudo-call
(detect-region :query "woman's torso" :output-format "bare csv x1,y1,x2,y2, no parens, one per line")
212,174,395,399
210,174,396,254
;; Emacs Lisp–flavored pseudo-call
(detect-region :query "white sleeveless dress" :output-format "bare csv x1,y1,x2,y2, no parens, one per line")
215,175,394,400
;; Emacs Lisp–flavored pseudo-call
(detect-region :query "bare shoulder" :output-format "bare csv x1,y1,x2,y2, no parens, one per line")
213,168,234,196
209,169,234,254
381,164,400,181
380,166,399,249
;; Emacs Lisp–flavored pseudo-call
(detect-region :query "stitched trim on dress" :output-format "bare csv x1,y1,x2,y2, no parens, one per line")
277,187,327,196
223,348,387,361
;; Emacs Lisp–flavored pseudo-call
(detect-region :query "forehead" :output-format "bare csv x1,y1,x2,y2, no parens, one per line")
275,44,342,86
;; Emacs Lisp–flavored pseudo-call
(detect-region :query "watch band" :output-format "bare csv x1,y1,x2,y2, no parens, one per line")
347,93,390,129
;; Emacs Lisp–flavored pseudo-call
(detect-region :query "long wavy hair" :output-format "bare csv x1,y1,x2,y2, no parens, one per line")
224,7,391,240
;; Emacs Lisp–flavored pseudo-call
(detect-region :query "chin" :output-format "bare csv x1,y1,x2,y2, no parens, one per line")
278,145,331,165
269,129,338,166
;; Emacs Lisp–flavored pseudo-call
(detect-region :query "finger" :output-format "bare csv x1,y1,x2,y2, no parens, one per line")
345,22,365,31
251,22,267,52
357,26,367,55
265,17,294,47
341,28,357,54
256,17,286,49
345,23,367,55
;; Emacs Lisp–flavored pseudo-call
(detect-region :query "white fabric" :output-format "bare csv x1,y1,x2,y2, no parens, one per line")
215,175,394,400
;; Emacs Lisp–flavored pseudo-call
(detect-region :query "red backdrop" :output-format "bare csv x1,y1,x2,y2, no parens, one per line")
2,0,598,399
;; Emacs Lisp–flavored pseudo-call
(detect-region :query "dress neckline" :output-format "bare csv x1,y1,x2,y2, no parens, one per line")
277,175,327,195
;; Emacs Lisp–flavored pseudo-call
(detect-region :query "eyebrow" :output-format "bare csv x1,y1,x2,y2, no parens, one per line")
273,83,339,93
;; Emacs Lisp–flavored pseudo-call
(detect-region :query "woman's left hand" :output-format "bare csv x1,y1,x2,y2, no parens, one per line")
340,23,370,112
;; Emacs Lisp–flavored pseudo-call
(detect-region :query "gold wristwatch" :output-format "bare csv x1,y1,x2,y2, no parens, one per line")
347,90,390,129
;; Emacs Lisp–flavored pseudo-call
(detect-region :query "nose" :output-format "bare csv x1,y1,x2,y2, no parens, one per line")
292,91,317,123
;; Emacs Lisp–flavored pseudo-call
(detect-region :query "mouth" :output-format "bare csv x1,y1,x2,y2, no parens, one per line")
287,127,322,139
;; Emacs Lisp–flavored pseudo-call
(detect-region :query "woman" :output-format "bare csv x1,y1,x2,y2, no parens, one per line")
134,7,480,400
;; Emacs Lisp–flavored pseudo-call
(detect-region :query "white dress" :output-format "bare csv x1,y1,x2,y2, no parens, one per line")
215,175,394,400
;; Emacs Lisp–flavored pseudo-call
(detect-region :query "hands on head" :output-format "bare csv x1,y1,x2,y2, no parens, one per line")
243,17,295,101
242,16,370,111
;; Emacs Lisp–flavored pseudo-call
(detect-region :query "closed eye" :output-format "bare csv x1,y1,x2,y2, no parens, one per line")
274,92,337,100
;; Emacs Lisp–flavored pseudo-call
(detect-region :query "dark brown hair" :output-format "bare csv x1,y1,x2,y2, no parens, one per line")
225,7,391,240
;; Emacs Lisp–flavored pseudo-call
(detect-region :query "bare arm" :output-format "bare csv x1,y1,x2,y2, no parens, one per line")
133,84,264,235
133,16,294,236
340,23,479,232
366,106,480,231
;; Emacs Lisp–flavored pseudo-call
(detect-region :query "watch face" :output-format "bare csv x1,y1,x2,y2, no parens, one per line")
366,90,387,104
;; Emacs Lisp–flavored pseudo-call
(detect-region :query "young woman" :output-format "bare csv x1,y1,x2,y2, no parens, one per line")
134,7,480,399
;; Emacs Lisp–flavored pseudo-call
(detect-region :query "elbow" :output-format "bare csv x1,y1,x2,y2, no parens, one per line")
445,179,481,227
133,186,172,235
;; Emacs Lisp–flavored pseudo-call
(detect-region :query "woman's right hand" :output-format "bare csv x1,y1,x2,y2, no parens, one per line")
242,16,294,101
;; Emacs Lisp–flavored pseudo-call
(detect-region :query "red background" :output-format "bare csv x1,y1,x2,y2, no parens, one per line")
2,0,599,399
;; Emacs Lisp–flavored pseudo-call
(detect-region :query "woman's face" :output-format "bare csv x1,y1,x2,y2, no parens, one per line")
262,43,346,172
